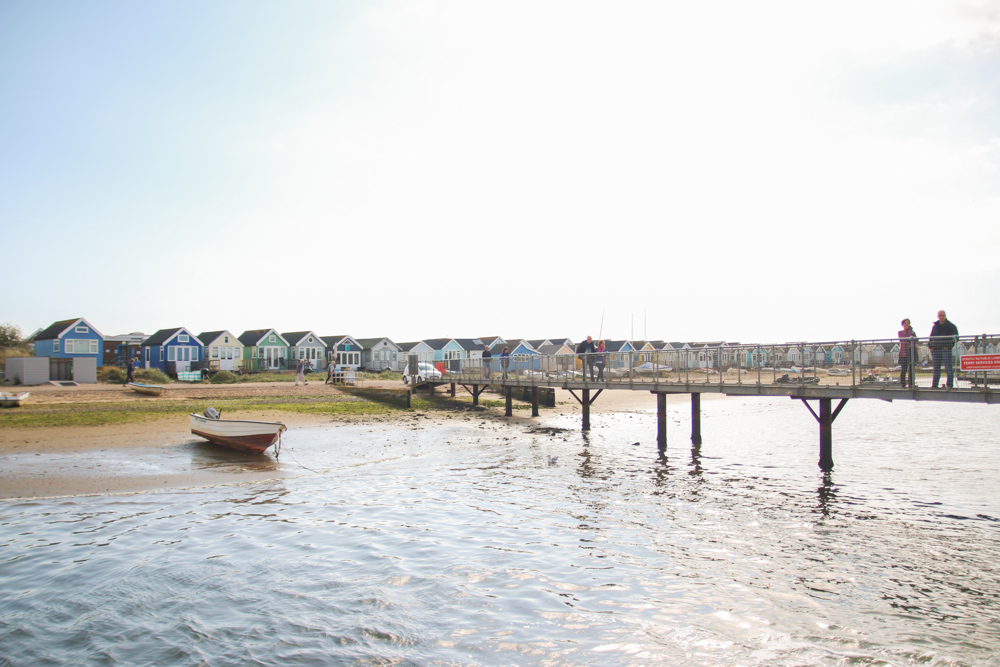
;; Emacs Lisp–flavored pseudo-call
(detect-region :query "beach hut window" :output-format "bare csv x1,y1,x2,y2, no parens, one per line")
75,326,89,334
53,340,60,353
269,335,276,343
178,335,189,343
212,347,219,359
168,347,175,361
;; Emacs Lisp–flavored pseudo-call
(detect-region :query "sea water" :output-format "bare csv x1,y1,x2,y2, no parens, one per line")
1,396,999,665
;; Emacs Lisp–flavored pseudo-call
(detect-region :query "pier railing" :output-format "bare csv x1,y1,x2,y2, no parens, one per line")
425,335,1000,391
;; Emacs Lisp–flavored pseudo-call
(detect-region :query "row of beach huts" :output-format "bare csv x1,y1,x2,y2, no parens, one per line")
6,316,992,386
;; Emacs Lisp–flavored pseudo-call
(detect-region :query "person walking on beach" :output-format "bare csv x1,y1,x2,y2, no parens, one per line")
898,318,917,388
595,340,607,381
500,346,511,380
482,344,493,381
576,336,596,380
295,357,308,386
325,358,336,384
123,356,138,386
929,310,958,389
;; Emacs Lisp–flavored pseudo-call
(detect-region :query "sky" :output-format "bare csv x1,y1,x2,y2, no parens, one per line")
2,0,998,345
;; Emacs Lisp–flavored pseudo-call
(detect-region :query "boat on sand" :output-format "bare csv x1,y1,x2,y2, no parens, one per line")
128,382,165,396
0,391,30,407
190,408,286,455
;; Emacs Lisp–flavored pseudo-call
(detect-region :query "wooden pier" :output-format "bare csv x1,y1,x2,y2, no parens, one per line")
407,337,1000,471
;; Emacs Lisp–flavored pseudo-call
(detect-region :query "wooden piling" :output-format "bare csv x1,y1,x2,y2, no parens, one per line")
656,392,667,451
691,392,702,445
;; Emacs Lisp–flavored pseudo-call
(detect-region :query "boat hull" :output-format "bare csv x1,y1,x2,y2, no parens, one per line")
189,414,286,454
128,383,165,396
0,392,30,407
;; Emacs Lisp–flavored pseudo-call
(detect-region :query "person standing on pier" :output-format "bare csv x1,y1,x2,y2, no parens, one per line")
929,310,958,389
898,318,917,388
576,336,596,380
482,343,493,381
500,346,511,380
595,340,607,381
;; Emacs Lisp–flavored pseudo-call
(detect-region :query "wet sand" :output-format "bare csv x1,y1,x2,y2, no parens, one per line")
0,381,714,500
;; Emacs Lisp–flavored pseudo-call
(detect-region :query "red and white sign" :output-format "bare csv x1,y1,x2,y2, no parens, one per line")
960,354,1000,371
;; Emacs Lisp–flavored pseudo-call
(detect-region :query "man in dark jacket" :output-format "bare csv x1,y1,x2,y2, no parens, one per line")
929,310,958,388
576,335,596,380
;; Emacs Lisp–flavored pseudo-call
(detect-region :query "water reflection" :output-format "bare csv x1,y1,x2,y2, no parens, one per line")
816,472,836,517
188,442,281,474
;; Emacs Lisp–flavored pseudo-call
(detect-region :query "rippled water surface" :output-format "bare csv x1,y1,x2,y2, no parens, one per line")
2,397,999,665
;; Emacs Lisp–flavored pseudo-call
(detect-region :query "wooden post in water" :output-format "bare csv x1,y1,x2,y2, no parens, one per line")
800,397,847,472
819,398,833,471
691,392,702,445
656,392,667,451
505,386,512,417
471,384,479,407
582,388,591,431
531,387,539,417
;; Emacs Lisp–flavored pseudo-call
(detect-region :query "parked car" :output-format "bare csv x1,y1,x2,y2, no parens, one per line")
402,362,443,384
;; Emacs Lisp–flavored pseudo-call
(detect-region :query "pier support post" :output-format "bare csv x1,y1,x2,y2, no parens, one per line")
505,387,512,417
656,392,667,451
691,393,702,445
531,387,539,417
568,389,601,432
800,398,848,472
450,382,456,397
472,384,479,406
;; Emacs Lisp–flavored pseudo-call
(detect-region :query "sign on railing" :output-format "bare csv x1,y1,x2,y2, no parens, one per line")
960,354,1000,371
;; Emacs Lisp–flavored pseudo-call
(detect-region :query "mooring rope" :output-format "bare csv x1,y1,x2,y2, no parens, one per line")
275,432,321,473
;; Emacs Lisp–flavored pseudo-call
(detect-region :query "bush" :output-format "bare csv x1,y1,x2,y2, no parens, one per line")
210,370,237,384
99,366,127,384
134,368,171,384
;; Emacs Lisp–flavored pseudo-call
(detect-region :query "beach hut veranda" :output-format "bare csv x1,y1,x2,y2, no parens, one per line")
239,329,290,371
284,331,327,370
142,327,204,374
197,331,244,372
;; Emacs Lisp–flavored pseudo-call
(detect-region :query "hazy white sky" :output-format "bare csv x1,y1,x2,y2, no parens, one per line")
2,1,998,344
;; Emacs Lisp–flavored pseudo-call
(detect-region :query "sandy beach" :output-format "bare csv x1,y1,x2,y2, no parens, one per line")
0,380,708,500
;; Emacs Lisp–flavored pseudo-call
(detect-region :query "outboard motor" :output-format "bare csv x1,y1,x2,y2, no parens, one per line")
204,407,221,420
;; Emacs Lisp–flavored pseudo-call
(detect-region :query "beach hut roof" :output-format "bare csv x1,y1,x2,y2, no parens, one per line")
282,331,324,346
34,317,103,341
355,337,397,349
238,329,288,347
143,327,196,346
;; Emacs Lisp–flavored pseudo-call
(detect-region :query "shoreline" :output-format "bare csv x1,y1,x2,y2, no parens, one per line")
0,381,714,500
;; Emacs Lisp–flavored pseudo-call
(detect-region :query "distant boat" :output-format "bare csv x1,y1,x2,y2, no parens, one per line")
827,368,850,376
190,410,286,455
0,391,30,407
128,382,165,396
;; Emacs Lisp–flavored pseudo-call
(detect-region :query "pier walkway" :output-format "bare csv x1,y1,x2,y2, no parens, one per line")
406,334,1000,470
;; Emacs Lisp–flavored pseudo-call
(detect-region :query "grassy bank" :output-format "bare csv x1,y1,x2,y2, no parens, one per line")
0,393,531,428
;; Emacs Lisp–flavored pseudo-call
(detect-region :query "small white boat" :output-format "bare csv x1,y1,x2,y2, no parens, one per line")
0,391,30,407
827,368,850,376
190,410,286,455
128,382,165,396
634,362,673,374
